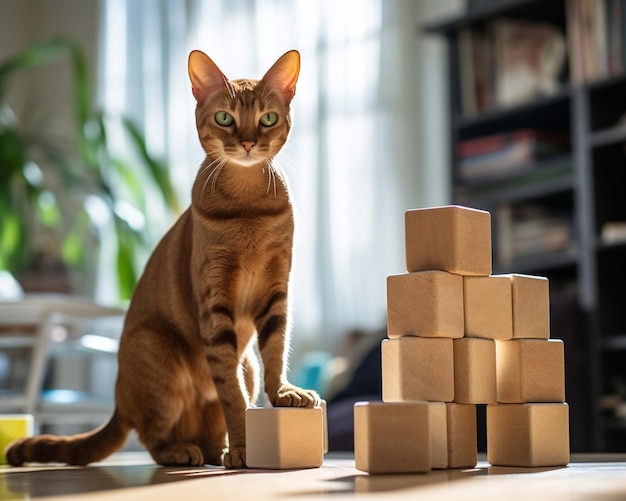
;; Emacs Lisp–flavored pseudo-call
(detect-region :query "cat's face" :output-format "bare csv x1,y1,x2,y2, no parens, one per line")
188,51,300,168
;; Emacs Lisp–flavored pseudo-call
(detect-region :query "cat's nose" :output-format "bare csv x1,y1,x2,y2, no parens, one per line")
241,141,256,153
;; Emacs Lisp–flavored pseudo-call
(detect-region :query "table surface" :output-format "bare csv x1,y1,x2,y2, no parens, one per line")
1,452,625,500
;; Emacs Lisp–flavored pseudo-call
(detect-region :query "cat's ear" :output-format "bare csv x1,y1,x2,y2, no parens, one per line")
261,50,300,104
188,50,229,103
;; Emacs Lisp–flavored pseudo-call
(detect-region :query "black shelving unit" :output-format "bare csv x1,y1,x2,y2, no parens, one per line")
426,0,626,452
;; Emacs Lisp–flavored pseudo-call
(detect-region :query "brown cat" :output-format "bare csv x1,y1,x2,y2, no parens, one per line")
6,49,320,469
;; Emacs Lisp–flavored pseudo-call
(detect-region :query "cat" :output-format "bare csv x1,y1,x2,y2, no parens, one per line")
5,49,320,469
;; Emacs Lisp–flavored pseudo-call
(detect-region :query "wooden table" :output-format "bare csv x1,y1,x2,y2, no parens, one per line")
1,452,625,500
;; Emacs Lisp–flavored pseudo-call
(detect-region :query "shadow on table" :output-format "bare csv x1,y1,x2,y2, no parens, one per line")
1,460,569,499
0,463,246,499
286,463,568,497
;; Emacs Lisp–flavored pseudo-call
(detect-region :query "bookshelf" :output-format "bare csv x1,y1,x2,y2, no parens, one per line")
426,0,626,452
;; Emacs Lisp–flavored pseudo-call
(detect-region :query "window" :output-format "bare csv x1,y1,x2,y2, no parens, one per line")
98,0,449,350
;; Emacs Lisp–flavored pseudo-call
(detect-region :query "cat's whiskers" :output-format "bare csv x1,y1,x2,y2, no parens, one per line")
273,150,295,173
209,158,227,197
264,158,278,199
198,155,221,180
223,76,236,99
261,87,275,102
201,156,227,198
272,151,294,191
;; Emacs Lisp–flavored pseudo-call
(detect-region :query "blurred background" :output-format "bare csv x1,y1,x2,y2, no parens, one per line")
0,0,456,327
1,0,625,455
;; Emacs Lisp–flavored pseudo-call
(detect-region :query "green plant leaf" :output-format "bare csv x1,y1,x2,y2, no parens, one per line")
115,225,139,301
0,211,25,270
121,117,181,214
111,158,146,211
0,38,74,97
61,226,84,267
0,36,180,300
36,191,61,227
0,123,27,180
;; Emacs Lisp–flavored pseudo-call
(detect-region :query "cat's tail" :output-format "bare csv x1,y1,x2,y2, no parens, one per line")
4,409,131,466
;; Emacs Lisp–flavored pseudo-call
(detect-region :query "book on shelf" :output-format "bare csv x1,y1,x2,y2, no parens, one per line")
607,0,623,75
458,28,478,115
456,19,566,115
601,222,626,244
458,26,494,114
566,0,625,84
493,19,567,107
456,129,570,184
457,162,573,203
497,204,574,266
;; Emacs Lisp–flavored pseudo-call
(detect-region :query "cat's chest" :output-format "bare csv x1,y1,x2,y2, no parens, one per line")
234,219,292,312
238,267,263,309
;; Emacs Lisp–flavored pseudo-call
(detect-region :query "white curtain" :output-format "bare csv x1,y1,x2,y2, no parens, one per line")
98,0,449,353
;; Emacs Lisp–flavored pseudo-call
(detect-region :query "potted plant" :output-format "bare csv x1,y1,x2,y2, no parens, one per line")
0,37,180,301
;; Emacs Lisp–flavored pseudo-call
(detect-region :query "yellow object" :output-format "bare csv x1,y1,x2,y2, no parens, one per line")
0,415,33,464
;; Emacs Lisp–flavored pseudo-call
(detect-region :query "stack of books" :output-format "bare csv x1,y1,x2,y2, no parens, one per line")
567,0,626,84
457,19,567,114
456,129,570,185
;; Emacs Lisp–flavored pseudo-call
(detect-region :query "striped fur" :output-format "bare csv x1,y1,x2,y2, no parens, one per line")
5,50,319,469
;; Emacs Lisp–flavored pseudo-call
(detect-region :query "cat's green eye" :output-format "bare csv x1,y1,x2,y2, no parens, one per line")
215,111,234,126
260,112,278,127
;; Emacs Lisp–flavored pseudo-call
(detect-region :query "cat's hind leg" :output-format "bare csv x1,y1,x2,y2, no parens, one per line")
141,397,224,466
196,399,228,466
117,328,209,467
147,442,204,467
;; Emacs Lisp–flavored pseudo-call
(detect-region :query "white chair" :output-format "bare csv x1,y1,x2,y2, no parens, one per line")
0,294,125,431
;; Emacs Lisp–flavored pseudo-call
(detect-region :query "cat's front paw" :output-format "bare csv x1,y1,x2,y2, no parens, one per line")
272,384,321,408
223,447,246,469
